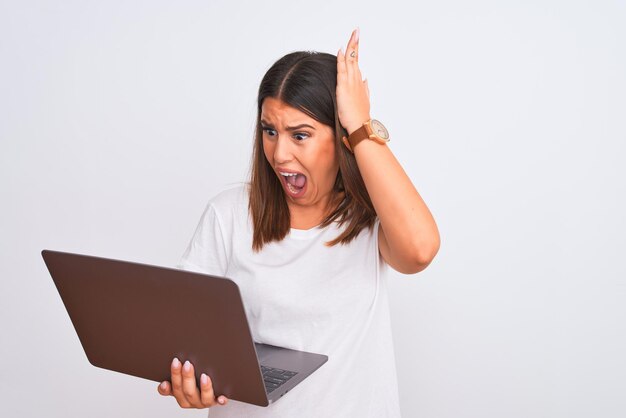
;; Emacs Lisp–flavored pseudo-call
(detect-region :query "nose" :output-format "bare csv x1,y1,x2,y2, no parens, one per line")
272,133,294,165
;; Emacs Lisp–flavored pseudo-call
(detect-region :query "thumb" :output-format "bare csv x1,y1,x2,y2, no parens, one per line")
157,381,172,396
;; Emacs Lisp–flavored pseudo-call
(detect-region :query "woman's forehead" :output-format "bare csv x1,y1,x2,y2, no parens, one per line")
261,97,316,126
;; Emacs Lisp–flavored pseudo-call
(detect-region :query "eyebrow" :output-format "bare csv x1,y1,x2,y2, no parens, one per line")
260,119,316,131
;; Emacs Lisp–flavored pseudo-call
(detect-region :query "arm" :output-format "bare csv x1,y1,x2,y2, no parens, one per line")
354,137,440,274
337,29,440,274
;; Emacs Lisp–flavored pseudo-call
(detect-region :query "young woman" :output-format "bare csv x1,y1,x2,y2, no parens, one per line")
157,28,440,417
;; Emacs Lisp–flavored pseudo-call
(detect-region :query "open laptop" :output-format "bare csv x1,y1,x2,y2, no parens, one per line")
41,249,328,407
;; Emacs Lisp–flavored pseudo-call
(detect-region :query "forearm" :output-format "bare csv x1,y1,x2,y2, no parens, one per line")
352,139,440,263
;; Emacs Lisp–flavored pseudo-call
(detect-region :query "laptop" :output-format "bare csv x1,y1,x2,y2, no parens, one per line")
41,249,328,407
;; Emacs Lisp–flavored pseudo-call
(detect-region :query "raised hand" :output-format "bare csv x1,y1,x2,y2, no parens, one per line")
336,27,371,136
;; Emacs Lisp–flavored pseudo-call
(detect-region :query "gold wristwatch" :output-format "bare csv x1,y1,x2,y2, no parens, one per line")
342,119,390,153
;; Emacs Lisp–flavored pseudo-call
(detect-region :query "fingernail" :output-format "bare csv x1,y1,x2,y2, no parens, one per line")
172,357,180,368
219,396,225,404
160,381,167,390
183,360,191,371
355,27,360,42
339,47,344,56
201,373,208,385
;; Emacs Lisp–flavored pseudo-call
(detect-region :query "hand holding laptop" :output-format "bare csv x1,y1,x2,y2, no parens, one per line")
157,357,229,408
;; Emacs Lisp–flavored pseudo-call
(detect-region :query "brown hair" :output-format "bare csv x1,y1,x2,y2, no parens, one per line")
247,51,376,252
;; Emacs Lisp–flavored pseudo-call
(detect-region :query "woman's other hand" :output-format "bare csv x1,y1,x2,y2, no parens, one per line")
336,27,371,135
157,357,229,408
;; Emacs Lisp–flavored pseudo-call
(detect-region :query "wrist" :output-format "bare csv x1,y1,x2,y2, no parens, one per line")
344,117,371,136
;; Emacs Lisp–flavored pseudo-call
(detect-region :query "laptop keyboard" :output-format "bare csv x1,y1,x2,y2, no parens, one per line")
260,365,298,393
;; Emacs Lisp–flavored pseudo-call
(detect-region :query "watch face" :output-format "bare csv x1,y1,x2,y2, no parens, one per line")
371,119,390,140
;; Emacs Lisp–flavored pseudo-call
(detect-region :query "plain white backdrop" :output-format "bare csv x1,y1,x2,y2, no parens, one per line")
1,0,624,417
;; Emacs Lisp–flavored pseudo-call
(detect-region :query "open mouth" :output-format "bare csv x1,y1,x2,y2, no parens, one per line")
278,170,307,198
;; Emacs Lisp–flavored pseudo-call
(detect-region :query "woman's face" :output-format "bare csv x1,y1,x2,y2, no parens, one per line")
261,97,339,209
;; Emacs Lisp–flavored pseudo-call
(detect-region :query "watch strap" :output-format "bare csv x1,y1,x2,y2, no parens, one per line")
341,124,370,153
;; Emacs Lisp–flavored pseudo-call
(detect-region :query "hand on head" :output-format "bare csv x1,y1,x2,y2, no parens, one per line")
336,27,371,135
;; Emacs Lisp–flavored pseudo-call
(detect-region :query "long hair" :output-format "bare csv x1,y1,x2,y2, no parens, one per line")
248,50,376,252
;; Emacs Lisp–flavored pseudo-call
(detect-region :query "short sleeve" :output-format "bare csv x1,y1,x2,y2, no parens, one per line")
176,202,230,277
374,217,389,275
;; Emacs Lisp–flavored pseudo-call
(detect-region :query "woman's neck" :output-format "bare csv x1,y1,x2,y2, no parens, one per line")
288,191,345,229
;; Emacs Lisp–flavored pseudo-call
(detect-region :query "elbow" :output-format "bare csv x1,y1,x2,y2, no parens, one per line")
408,237,440,275
386,232,441,275
397,257,430,275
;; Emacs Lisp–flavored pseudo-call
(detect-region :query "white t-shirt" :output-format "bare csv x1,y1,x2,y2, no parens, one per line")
177,184,402,418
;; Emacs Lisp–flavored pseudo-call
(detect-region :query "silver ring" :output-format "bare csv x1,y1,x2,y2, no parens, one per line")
350,50,356,58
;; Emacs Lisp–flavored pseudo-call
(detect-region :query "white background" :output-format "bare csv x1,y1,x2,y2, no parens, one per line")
1,0,624,417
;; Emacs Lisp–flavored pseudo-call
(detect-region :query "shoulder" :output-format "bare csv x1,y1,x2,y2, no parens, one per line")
200,183,250,235
206,183,249,213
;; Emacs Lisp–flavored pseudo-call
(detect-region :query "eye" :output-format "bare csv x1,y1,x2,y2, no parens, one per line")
293,132,309,141
262,127,277,136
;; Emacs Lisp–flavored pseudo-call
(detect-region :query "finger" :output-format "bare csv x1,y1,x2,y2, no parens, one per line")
217,395,229,406
352,28,362,77
346,28,358,60
170,358,191,407
348,28,359,61
337,47,347,80
181,360,202,406
199,373,217,407
157,380,172,396
352,26,360,62
364,79,369,99
345,29,357,79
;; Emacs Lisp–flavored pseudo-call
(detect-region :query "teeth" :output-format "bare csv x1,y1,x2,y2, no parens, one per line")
286,182,299,194
280,172,299,177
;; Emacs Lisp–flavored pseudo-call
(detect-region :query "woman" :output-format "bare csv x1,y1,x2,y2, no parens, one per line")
157,28,440,416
